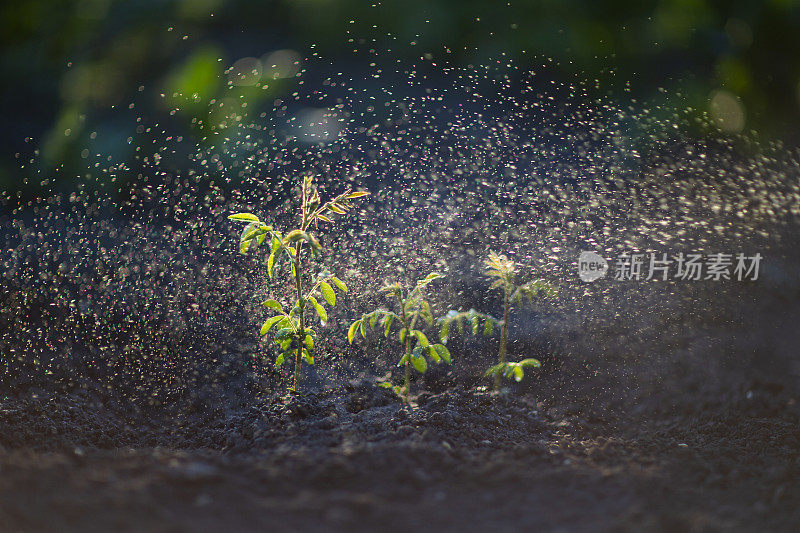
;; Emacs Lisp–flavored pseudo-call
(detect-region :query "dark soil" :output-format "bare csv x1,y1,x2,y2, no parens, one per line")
2,346,799,532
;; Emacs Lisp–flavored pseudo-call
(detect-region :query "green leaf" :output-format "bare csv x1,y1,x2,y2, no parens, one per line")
242,224,270,241
518,358,541,368
410,354,427,373
399,328,407,342
426,345,441,363
275,353,285,367
383,314,394,336
229,213,260,223
267,251,277,278
240,238,252,254
347,190,370,198
303,348,314,365
279,337,292,350
308,296,327,325
433,344,451,364
360,319,367,339
398,353,409,366
484,319,494,336
484,363,505,378
260,315,284,335
378,381,393,389
513,365,524,382
262,300,283,313
331,276,347,292
369,312,378,329
440,320,450,344
320,282,336,306
413,330,430,347
275,327,294,340
303,333,313,350
348,320,360,344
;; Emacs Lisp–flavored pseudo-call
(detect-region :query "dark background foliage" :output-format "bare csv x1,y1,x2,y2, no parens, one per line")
2,0,800,200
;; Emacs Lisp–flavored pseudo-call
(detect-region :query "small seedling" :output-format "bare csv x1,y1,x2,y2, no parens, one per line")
349,273,451,404
228,175,368,393
440,251,555,390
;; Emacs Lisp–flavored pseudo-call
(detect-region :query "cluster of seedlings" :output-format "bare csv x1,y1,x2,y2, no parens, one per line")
229,176,556,402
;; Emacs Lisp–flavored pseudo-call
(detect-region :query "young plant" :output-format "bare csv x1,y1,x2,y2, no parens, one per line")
228,175,369,393
349,273,451,404
440,251,556,390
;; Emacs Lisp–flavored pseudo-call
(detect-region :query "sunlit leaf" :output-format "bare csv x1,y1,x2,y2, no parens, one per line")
308,296,327,325
347,191,370,198
348,320,360,344
410,354,427,373
319,281,335,306
260,315,283,335
331,276,347,293
434,344,451,364
262,299,283,312
228,213,260,223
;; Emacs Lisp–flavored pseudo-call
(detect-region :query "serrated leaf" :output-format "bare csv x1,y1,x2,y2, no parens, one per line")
260,315,284,335
262,300,283,312
319,282,335,306
331,276,347,293
229,213,260,222
348,320,360,344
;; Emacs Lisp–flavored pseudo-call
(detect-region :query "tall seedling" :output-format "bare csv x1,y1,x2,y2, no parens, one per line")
228,176,368,393
349,273,451,404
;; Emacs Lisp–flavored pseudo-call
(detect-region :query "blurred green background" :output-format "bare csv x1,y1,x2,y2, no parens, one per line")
2,0,800,199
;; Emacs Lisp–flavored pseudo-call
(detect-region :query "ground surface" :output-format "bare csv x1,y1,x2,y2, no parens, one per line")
1,350,799,532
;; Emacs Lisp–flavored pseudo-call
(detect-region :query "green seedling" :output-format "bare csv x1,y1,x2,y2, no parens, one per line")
228,175,369,393
349,273,451,404
440,251,556,390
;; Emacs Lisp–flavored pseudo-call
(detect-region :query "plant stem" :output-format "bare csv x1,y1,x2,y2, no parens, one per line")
292,241,304,392
397,292,416,405
495,283,510,390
